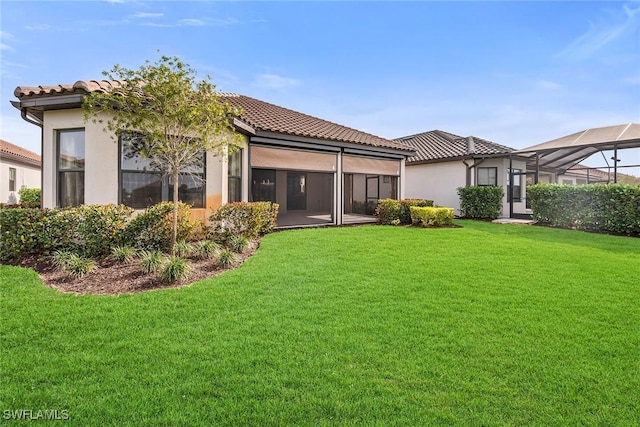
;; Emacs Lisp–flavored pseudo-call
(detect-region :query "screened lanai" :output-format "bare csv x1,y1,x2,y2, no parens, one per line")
508,123,640,218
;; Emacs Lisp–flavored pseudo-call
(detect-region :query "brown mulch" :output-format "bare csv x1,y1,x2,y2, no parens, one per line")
13,241,259,296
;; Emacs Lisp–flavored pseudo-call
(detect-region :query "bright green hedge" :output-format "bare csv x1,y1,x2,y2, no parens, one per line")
18,188,41,205
528,184,640,235
410,206,454,227
375,199,434,225
457,186,504,219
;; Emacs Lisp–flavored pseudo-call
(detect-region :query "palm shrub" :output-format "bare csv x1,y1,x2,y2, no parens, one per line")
139,250,165,274
217,249,238,267
173,240,195,258
161,256,190,283
228,234,250,253
197,241,221,260
110,245,137,264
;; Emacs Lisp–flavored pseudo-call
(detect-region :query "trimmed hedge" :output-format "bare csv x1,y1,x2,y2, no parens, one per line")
18,188,41,205
0,208,51,262
457,186,504,219
528,184,640,235
375,199,434,225
209,202,279,240
410,206,454,227
122,202,203,251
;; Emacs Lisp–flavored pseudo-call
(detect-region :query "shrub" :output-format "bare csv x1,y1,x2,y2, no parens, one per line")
173,240,195,258
18,188,41,205
209,202,279,240
375,199,402,225
44,204,134,258
139,250,165,275
65,256,96,278
52,249,77,271
528,184,640,235
228,234,250,253
410,206,455,227
161,256,190,283
217,249,238,267
196,241,221,260
457,186,504,219
110,245,137,264
123,202,201,251
375,199,434,225
0,208,51,262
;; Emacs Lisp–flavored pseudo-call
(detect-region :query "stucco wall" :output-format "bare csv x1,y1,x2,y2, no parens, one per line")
405,161,466,213
0,158,40,204
41,108,227,220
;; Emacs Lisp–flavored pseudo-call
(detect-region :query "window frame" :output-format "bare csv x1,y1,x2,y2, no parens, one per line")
8,167,16,192
477,167,497,186
57,128,85,207
228,149,242,203
507,168,522,203
118,134,206,209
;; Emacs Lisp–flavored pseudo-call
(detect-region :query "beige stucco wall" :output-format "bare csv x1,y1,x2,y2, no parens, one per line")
406,157,529,217
0,158,41,204
405,161,467,214
41,107,229,221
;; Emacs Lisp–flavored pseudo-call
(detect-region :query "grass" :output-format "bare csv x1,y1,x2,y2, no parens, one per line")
1,220,639,425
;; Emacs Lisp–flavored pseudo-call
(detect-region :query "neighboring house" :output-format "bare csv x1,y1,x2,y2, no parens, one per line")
0,139,41,204
12,81,414,227
395,130,527,217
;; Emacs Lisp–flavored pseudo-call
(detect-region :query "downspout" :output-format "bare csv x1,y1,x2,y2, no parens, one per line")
509,155,514,218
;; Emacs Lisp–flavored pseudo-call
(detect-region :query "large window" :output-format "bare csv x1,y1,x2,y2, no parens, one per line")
8,168,16,192
344,174,397,215
477,167,497,186
57,129,85,207
251,169,276,202
228,149,242,202
119,134,204,209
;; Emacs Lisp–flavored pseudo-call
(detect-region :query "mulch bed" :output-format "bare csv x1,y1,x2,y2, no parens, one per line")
12,241,259,296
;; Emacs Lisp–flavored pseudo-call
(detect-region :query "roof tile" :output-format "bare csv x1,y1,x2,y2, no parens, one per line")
0,139,41,165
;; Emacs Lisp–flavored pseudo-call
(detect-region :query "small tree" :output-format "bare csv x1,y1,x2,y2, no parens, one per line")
83,55,244,252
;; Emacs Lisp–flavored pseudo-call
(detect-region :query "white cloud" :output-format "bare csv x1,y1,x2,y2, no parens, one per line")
24,24,52,31
559,2,640,59
180,19,206,27
131,12,164,19
254,73,300,89
536,79,562,91
0,115,42,155
0,31,15,51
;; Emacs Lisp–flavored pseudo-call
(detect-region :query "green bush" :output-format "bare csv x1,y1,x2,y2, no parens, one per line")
375,199,402,225
18,188,41,205
0,208,52,262
139,250,165,274
110,245,137,264
45,205,134,258
410,206,455,227
528,184,640,235
123,202,201,251
457,186,504,219
209,202,279,240
375,199,434,225
65,256,96,278
161,256,190,283
228,234,250,253
196,241,221,260
217,249,238,267
173,240,195,258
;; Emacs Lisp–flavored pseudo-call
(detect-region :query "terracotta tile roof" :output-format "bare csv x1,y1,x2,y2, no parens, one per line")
394,130,514,164
0,139,41,166
14,80,123,98
219,94,412,151
14,80,412,152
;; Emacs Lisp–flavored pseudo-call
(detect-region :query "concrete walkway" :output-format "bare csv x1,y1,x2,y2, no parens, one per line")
492,218,537,225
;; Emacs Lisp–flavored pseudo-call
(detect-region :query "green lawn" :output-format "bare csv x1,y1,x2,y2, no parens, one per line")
1,221,639,425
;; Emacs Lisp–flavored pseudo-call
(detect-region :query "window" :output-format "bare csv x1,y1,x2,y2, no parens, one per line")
57,129,85,207
251,169,276,202
8,168,16,192
576,179,587,185
228,149,242,202
507,169,522,202
477,167,497,186
119,134,204,209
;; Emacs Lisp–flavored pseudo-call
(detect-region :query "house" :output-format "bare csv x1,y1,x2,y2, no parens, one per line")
395,130,528,217
0,139,41,204
12,81,414,227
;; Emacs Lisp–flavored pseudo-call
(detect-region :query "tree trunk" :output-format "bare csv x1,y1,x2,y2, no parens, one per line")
171,168,179,254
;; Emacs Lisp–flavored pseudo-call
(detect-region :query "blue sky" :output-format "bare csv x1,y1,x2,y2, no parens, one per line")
1,0,639,172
